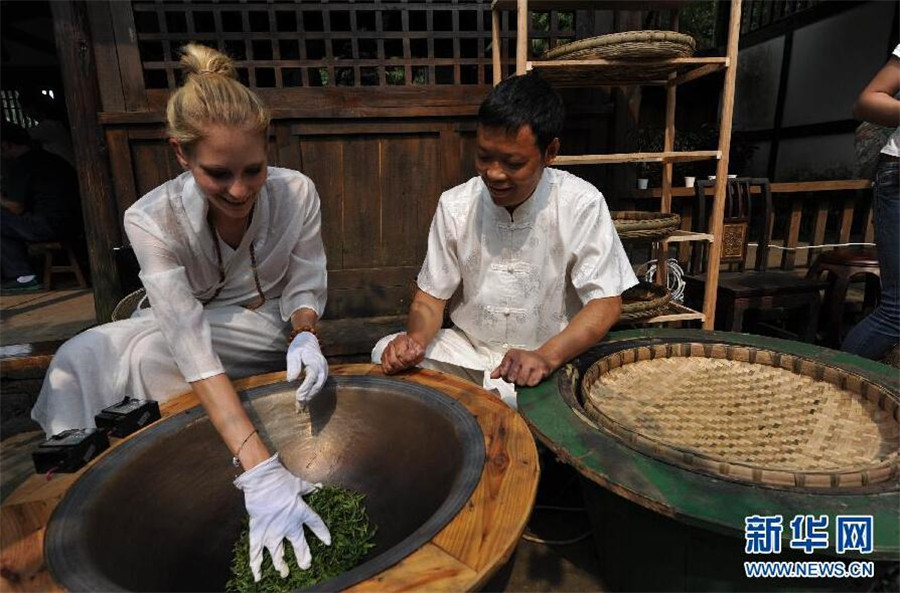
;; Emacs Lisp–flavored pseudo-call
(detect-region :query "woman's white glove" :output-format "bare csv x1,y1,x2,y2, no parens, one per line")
234,453,331,582
286,331,328,407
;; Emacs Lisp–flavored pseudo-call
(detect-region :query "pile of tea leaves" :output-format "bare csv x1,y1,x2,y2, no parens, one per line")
226,486,377,593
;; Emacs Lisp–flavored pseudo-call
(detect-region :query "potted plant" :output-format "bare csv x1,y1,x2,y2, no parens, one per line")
633,127,663,189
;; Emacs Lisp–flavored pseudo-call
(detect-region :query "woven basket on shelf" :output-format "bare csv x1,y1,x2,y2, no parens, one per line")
545,30,696,61
579,342,900,490
620,281,670,321
540,31,696,84
612,211,681,241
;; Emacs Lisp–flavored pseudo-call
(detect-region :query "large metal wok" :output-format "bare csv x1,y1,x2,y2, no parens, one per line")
44,375,485,592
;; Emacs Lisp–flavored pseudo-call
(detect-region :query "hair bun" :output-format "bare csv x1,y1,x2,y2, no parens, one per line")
179,43,237,80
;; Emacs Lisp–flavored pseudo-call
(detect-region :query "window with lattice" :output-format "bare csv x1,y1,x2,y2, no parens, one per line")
132,0,577,89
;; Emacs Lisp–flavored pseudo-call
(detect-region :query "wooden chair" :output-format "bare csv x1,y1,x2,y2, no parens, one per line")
806,247,881,348
27,241,87,290
683,178,828,342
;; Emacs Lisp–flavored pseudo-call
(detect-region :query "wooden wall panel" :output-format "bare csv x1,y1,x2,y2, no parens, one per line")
291,125,454,317
299,137,345,269
341,138,382,269
129,140,180,200
458,130,479,183
326,267,419,319
380,134,442,267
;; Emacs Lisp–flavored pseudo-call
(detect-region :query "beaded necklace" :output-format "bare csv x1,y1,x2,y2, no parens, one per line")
201,210,266,310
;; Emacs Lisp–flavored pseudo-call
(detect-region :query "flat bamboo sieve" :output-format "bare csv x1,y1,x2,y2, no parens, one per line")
580,342,900,489
538,31,697,85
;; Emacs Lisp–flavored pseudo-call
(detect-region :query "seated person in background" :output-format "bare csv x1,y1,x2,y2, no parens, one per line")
32,43,331,580
0,121,80,293
20,91,76,167
372,73,637,407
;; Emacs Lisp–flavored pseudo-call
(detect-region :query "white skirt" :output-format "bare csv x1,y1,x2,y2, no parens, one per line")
31,299,289,436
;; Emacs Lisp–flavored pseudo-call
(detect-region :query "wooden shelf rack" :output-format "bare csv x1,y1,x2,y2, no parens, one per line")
490,0,744,330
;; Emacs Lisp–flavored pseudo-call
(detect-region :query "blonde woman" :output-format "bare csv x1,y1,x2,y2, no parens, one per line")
32,44,331,580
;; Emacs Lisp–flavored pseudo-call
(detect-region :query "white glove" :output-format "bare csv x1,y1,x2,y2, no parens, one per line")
234,453,331,582
286,331,328,406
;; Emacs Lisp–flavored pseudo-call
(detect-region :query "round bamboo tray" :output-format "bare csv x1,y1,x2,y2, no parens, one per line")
612,211,681,241
541,31,696,84
580,342,900,490
516,329,900,561
620,281,670,321
544,30,696,61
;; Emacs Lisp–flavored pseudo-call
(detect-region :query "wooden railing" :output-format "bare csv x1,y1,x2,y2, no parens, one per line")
632,179,874,270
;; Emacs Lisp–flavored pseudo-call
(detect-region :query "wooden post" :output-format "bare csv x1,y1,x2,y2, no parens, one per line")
702,0,742,330
516,0,528,75
657,72,677,286
492,7,502,85
51,0,122,322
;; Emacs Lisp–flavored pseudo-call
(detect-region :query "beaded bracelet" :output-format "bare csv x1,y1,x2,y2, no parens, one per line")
287,324,319,345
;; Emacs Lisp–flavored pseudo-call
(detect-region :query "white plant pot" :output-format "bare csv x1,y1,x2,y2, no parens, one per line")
637,178,649,190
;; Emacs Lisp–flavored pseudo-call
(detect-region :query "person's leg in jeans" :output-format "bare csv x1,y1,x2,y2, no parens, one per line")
0,212,56,280
842,160,900,359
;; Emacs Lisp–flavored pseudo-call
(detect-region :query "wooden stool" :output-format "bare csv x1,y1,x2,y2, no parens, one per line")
27,242,87,290
806,247,881,348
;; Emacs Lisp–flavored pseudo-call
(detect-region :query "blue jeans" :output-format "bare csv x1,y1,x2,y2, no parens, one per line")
842,160,900,359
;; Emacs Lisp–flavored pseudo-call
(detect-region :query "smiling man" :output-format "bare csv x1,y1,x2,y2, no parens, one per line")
372,72,637,407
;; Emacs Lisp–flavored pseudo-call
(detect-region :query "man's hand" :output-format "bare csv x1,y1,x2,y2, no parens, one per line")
381,333,426,374
490,349,552,386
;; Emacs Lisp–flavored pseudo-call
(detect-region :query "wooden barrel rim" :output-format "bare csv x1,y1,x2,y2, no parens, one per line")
0,365,539,592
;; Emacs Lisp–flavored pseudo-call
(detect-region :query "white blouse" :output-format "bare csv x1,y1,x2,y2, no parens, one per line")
123,167,327,382
417,167,637,353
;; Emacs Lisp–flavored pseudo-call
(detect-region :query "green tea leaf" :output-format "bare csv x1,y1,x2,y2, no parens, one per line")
226,486,377,593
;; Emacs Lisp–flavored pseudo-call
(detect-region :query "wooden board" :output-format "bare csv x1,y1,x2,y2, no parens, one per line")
0,365,539,592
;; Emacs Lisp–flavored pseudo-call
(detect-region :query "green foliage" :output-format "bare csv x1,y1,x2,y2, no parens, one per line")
532,38,549,57
531,11,550,32
386,66,405,85
226,486,377,593
679,1,718,51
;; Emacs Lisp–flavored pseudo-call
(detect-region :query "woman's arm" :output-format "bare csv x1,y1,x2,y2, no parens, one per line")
853,55,900,127
191,374,270,469
125,211,268,468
